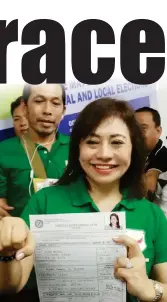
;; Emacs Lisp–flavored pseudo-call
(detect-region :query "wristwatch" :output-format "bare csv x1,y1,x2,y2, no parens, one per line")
136,280,163,302
0,254,16,262
152,280,163,301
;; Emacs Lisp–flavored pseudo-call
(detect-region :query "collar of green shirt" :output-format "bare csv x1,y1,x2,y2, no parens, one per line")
49,132,69,152
57,132,69,145
22,131,69,149
69,176,137,210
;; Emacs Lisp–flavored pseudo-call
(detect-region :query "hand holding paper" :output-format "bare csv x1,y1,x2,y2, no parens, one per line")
113,235,155,301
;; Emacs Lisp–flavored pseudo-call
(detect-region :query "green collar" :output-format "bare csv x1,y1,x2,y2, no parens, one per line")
22,131,69,146
70,177,137,210
50,132,69,152
57,132,70,145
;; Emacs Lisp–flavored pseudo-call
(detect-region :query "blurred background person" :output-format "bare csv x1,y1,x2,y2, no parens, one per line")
135,107,167,201
11,96,28,137
0,84,69,302
0,84,69,219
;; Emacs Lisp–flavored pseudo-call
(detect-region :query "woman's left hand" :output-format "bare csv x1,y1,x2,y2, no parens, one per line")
113,235,155,301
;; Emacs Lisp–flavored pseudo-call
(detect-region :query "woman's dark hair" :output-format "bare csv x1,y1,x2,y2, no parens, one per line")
22,84,66,106
57,98,147,199
109,213,120,228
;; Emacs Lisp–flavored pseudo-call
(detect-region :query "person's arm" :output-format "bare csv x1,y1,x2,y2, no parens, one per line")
145,169,161,200
145,207,167,301
146,263,167,302
114,206,167,301
113,235,167,301
0,198,14,217
145,150,167,196
0,217,34,294
0,166,14,217
140,207,167,301
0,189,46,293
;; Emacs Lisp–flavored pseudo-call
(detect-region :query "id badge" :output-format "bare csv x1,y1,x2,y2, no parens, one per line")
33,178,58,192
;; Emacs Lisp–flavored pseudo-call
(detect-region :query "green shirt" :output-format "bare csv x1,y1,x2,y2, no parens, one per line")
0,133,70,217
21,177,167,302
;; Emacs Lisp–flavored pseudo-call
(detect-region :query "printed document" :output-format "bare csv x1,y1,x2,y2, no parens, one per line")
30,212,126,302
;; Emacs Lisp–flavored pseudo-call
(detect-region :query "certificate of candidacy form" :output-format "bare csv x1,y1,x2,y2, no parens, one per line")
30,212,126,302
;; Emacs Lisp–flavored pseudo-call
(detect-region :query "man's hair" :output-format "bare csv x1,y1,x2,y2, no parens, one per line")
135,107,161,127
10,96,24,116
22,84,66,106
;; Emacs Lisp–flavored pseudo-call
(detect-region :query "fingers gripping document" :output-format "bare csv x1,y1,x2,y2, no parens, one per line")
30,212,126,302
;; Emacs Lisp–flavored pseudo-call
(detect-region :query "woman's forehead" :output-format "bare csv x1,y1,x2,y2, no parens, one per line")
92,117,130,136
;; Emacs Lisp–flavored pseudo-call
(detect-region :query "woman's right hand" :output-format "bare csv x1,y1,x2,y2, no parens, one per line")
0,217,35,260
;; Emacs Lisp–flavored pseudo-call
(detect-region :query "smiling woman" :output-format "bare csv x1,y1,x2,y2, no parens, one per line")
78,116,132,195
0,98,167,302
58,97,146,200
